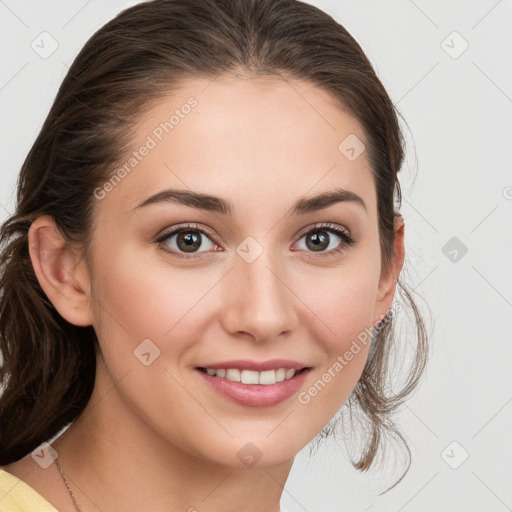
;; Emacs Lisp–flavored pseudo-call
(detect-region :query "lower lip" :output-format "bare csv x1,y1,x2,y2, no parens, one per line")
195,368,311,407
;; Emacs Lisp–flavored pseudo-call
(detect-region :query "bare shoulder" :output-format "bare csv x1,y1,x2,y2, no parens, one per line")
1,454,36,480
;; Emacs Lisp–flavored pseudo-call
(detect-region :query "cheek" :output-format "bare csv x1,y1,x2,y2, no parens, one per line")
303,260,379,350
88,238,221,365
295,260,379,410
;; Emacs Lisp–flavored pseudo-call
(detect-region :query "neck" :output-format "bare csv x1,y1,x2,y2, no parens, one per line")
52,357,292,512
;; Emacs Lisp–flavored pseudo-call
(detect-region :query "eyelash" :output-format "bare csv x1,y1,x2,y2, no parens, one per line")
155,222,356,260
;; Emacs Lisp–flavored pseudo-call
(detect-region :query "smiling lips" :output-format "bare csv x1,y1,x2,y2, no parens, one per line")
195,359,311,406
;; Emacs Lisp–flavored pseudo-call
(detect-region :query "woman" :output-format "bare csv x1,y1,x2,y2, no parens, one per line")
0,0,428,510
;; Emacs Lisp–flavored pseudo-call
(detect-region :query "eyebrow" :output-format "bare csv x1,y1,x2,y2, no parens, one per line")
133,187,367,216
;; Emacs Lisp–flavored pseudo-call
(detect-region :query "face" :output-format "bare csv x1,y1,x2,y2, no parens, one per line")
77,73,400,467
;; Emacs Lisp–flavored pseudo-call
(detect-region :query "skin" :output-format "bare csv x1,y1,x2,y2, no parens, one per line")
3,72,404,512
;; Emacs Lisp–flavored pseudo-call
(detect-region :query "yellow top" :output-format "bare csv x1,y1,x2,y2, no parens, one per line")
0,468,59,511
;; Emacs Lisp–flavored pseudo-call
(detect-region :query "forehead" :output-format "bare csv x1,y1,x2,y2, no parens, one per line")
96,72,376,222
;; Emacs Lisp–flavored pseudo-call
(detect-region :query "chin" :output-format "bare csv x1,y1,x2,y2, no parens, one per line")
184,427,311,469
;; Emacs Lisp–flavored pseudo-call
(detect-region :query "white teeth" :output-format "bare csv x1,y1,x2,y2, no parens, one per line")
241,369,259,384
226,368,241,382
258,370,275,385
275,368,286,382
203,367,300,385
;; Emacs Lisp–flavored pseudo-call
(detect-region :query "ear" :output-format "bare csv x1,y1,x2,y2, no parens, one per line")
373,215,405,325
28,215,94,326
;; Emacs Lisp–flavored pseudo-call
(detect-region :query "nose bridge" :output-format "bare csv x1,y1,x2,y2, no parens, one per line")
224,240,297,341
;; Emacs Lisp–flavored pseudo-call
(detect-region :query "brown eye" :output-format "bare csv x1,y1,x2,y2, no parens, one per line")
294,224,355,256
157,224,220,258
304,230,330,251
175,231,203,252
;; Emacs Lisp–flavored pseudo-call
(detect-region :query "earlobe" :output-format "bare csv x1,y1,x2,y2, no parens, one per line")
28,215,94,327
373,215,405,324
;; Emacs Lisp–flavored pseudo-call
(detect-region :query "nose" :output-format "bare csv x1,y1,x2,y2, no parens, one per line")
221,246,298,343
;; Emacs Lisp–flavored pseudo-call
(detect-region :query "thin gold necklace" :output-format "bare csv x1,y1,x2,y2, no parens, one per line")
54,457,82,512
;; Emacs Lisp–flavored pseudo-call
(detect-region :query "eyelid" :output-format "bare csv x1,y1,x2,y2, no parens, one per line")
294,221,352,240
156,222,218,242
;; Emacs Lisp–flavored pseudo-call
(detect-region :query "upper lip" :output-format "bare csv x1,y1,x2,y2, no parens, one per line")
196,359,310,371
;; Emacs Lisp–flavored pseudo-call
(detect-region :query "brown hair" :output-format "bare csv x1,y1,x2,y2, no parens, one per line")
0,0,428,491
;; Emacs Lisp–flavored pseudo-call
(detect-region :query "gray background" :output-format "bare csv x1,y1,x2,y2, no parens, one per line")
1,1,511,511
